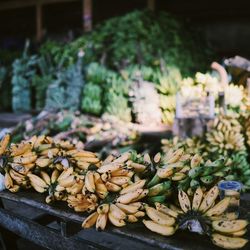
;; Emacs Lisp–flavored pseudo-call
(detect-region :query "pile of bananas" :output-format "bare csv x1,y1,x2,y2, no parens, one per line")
144,186,248,249
148,148,226,195
206,114,246,157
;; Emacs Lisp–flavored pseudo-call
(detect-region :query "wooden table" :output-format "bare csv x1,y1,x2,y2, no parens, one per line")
0,190,249,250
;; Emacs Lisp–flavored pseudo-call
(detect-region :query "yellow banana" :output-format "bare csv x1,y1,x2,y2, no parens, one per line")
127,215,138,223
157,167,174,179
145,207,175,226
132,189,148,202
171,172,186,181
211,234,248,249
9,184,20,193
110,204,127,220
4,172,13,189
111,168,131,177
128,162,146,172
143,220,176,236
120,180,146,195
36,158,51,168
117,189,143,204
51,169,60,183
13,155,37,165
108,212,126,227
57,167,74,181
97,163,122,174
94,172,108,199
97,204,109,214
28,173,48,189
166,148,184,164
212,220,248,233
110,176,130,186
192,187,203,211
105,181,121,192
113,152,131,164
154,153,161,163
178,190,191,213
155,203,178,218
0,134,10,155
85,171,95,193
115,203,139,214
96,213,108,231
190,154,202,168
58,175,76,188
134,211,145,218
82,212,99,228
205,197,231,217
40,171,51,185
10,143,32,156
199,186,219,213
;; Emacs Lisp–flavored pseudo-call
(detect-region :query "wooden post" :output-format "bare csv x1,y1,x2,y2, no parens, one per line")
147,0,155,11
36,3,43,42
83,0,92,32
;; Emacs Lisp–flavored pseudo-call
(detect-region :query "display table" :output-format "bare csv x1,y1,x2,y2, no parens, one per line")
0,190,249,250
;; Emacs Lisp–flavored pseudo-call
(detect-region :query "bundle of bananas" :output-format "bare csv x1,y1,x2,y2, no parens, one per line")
148,148,227,195
144,186,248,249
206,114,246,157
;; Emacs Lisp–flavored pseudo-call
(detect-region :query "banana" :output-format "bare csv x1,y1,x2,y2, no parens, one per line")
192,187,203,211
154,153,161,163
97,204,109,214
110,176,130,186
148,181,171,197
82,212,99,228
155,203,178,218
145,207,175,226
28,173,48,189
13,155,37,165
143,220,176,236
199,186,219,213
178,190,191,213
117,189,144,204
127,214,138,223
228,229,247,237
115,203,139,214
36,158,51,168
111,168,131,177
94,172,108,199
10,143,32,157
157,167,174,179
31,183,47,193
110,204,127,220
205,197,231,217
132,189,148,202
57,167,74,182
71,150,97,158
96,213,108,231
40,171,51,185
210,212,238,221
0,134,10,155
4,172,13,189
108,212,126,227
211,234,248,249
97,163,122,174
9,184,20,193
58,175,76,188
191,154,202,168
9,169,25,184
105,181,121,192
85,171,95,193
67,181,84,195
75,157,100,164
212,220,248,233
166,148,183,164
51,169,60,183
120,180,146,195
129,162,146,172
113,152,131,164
171,172,186,181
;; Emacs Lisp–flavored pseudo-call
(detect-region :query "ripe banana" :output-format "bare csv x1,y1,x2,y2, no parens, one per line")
96,213,108,231
0,134,10,155
4,172,13,189
205,197,231,217
192,187,203,211
117,189,144,204
145,207,175,226
115,203,139,214
178,190,191,213
110,204,127,220
199,186,219,213
105,181,121,192
97,204,109,214
97,163,122,174
155,203,178,218
85,171,95,193
82,212,99,228
211,233,248,249
143,220,176,236
212,220,248,234
120,180,146,195
40,171,51,186
108,212,126,227
110,176,130,186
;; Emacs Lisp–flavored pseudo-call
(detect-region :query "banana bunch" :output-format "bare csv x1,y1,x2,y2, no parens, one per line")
144,186,248,249
161,137,206,156
82,202,145,230
225,152,250,191
206,114,246,157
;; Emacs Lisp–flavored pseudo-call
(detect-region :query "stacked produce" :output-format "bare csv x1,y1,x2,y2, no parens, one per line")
0,134,249,249
161,112,250,191
144,187,248,249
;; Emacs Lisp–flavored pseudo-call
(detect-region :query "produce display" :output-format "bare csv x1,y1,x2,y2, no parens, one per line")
0,134,249,249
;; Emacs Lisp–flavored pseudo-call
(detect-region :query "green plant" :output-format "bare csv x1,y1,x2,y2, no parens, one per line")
11,41,38,113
